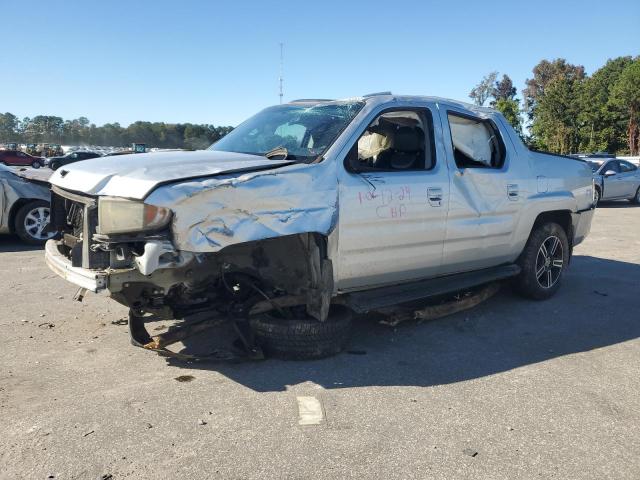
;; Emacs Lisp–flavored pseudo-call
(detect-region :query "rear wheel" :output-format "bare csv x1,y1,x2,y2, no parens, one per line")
49,161,61,170
250,306,352,360
515,222,569,300
14,200,55,245
631,187,640,205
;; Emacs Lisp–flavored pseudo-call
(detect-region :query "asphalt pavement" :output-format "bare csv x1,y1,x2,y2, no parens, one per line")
1,202,639,479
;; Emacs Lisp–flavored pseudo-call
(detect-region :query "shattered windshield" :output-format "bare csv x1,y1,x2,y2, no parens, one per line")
209,101,364,162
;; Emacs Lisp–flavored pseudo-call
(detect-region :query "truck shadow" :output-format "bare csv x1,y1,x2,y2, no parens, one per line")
597,201,639,208
0,235,44,252
171,254,640,392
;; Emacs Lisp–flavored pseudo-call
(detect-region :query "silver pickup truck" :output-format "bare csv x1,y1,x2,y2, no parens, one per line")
44,94,595,359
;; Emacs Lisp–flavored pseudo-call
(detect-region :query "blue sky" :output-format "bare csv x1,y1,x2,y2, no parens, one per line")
2,0,638,127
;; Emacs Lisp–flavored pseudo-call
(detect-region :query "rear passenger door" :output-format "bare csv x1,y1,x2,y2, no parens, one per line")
618,161,640,198
438,108,529,274
336,105,450,290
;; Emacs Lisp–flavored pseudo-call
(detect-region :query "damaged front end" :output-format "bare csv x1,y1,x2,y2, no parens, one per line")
46,164,337,356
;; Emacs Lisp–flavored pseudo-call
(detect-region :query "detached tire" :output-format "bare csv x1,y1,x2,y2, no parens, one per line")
251,306,352,360
514,222,569,300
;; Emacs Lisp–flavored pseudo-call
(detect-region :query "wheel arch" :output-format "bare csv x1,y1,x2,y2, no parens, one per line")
530,209,574,260
532,209,573,236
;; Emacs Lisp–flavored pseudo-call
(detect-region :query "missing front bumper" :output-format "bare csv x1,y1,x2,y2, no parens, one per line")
45,239,108,292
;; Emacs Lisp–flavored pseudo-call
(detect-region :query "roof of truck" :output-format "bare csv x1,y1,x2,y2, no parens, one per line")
289,93,495,115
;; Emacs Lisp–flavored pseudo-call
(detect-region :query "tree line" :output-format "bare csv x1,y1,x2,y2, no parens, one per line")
2,56,638,156
0,114,234,150
470,56,640,155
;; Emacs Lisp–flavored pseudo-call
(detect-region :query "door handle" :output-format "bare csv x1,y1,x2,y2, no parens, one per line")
507,184,519,201
427,187,443,207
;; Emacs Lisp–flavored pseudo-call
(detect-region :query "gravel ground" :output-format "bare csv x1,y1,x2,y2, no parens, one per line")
1,203,639,480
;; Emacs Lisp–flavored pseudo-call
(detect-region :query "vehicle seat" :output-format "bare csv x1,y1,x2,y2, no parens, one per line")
375,127,423,170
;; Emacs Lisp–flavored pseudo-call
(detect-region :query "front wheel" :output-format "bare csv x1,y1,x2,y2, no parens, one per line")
631,187,640,205
514,222,569,300
14,200,56,245
49,161,60,170
31,160,42,169
593,187,601,206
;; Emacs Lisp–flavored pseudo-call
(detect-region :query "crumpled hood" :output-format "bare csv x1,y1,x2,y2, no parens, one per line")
48,150,292,200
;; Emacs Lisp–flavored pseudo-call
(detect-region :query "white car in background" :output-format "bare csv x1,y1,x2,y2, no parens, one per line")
0,164,54,244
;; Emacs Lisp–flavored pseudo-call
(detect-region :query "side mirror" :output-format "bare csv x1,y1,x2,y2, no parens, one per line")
603,170,617,177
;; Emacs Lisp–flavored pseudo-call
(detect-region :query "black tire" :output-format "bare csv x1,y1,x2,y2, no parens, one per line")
631,187,640,205
594,186,601,206
49,161,60,170
514,222,569,300
31,160,42,169
250,306,352,360
14,200,54,245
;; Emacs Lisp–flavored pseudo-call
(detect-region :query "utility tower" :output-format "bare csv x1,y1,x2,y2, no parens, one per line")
279,42,284,104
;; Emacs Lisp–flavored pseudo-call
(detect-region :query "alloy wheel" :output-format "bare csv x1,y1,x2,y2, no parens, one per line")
23,206,55,241
535,235,564,289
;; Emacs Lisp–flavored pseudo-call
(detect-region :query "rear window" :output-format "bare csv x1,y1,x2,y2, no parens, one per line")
447,113,505,169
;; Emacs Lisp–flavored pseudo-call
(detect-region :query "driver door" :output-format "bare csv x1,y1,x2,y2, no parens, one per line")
335,105,450,291
602,161,625,199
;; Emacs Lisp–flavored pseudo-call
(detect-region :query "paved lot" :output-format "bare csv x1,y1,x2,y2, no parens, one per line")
1,203,639,479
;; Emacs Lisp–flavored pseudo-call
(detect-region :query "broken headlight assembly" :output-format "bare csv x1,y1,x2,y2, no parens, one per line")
97,197,172,235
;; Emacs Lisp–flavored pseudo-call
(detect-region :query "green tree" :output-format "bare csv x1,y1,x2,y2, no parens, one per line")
610,59,640,155
578,56,633,153
469,71,498,106
525,59,586,152
494,98,522,134
0,113,19,142
493,74,517,102
524,59,585,121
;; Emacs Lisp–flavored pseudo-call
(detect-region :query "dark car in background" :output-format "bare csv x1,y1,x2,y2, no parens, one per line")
0,150,45,169
46,151,102,170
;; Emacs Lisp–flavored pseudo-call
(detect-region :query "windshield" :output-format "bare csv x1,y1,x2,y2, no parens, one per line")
209,101,364,162
587,161,603,172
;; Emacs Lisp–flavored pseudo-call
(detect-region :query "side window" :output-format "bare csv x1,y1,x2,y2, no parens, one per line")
605,161,620,173
447,113,505,169
619,161,637,173
348,109,436,172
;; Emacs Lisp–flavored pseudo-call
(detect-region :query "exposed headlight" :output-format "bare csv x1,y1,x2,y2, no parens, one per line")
97,197,172,235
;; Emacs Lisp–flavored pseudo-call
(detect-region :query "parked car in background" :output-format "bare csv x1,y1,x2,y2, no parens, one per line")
46,151,102,170
45,94,595,359
0,150,44,169
589,158,640,205
0,163,53,244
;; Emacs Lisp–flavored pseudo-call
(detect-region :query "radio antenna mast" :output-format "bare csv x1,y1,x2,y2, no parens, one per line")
279,42,284,104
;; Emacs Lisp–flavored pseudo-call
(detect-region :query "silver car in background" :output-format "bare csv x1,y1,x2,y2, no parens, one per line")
589,158,640,205
0,164,54,244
